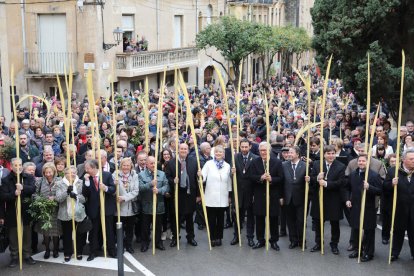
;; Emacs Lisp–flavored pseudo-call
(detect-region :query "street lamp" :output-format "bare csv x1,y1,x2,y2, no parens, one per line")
103,27,124,51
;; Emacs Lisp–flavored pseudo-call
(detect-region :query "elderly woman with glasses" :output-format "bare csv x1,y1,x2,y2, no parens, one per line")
198,145,233,247
33,162,62,259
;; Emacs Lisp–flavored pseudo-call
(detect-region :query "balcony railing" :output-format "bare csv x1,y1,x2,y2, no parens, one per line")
116,47,198,77
26,52,78,75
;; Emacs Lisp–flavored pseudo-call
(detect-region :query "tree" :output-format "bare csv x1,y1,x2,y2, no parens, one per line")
312,0,414,119
196,16,262,84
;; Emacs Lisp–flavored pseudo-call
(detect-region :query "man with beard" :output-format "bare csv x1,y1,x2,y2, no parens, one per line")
230,139,257,247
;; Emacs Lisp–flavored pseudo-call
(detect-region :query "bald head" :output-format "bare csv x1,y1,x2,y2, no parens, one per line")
178,143,189,160
146,156,156,172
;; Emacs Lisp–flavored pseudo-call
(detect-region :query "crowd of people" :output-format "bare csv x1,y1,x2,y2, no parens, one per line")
0,66,413,269
123,35,149,53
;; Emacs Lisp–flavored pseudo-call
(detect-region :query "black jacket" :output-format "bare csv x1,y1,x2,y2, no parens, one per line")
82,171,116,219
346,169,382,229
310,159,346,221
0,173,36,227
249,156,284,216
233,152,258,209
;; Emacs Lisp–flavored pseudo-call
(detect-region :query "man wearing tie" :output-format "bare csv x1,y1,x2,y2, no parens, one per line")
249,142,284,250
82,159,117,261
281,146,307,249
134,150,147,243
230,138,257,247
165,143,199,247
309,145,346,255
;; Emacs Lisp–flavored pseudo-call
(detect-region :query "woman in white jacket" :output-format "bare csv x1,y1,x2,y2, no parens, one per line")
113,157,139,253
199,145,232,247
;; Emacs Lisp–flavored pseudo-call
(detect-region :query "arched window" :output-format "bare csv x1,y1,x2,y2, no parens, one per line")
207,4,213,25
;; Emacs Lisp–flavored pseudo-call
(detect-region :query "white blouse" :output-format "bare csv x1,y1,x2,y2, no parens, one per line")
202,159,232,208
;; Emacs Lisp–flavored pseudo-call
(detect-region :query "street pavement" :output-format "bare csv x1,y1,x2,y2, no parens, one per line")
1,219,413,276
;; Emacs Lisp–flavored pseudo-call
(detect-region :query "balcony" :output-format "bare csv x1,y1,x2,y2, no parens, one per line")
116,47,199,78
25,52,78,77
228,0,275,4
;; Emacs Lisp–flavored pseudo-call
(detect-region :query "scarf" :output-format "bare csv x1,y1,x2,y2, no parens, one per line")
63,176,79,218
214,158,224,170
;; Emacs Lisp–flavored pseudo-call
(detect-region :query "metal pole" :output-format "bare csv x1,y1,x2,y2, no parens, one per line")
116,222,124,276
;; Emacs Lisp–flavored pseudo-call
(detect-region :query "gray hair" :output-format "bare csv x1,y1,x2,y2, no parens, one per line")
11,157,23,164
259,141,270,150
85,159,99,169
22,161,35,171
64,165,78,174
200,142,211,153
402,148,414,160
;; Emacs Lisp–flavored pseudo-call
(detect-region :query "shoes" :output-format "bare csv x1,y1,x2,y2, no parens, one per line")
140,245,149,253
76,255,83,261
211,240,216,247
53,250,59,258
271,242,280,251
289,242,299,249
187,239,198,246
390,255,398,262
252,241,265,249
126,247,135,254
230,236,239,245
109,251,117,258
155,242,165,251
215,239,222,246
224,222,232,229
310,244,321,252
170,239,177,247
24,257,36,265
161,232,167,241
361,255,373,262
331,245,339,255
87,254,96,262
248,239,255,247
382,239,389,245
64,256,71,262
44,250,50,259
198,224,205,230
348,251,358,258
8,259,18,268
347,244,356,251
279,231,287,237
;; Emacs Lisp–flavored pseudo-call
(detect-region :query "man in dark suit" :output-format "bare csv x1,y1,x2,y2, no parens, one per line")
309,145,346,255
165,143,199,247
385,148,414,261
134,150,147,243
346,154,382,262
230,138,257,247
82,159,116,261
0,158,36,267
282,146,307,249
249,142,284,251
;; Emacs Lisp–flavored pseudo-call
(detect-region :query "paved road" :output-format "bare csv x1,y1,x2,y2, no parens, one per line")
1,220,413,276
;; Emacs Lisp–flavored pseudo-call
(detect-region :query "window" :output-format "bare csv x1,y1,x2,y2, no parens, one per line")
206,4,212,25
173,15,183,48
122,15,135,40
130,80,143,92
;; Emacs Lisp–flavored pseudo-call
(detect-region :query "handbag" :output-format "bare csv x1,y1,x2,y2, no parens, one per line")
76,216,92,234
0,224,9,253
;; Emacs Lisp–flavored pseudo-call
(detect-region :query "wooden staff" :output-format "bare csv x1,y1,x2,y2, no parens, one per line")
277,101,281,134
263,92,271,251
178,71,212,250
319,55,333,255
152,68,166,255
11,65,23,270
389,50,405,264
213,65,242,247
174,68,180,250
86,69,107,258
358,105,380,263
292,65,315,251
144,78,150,152
365,54,371,147
110,64,121,224
236,64,243,154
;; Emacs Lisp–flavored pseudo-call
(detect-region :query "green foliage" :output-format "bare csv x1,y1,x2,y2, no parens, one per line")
312,0,414,118
0,137,15,161
26,197,58,231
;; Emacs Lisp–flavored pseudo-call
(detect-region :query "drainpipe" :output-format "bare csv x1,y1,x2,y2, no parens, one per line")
156,0,159,50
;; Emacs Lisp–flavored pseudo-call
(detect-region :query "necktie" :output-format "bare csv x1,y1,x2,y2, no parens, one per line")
93,176,99,191
243,156,248,174
180,160,188,189
325,164,330,180
292,163,296,180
